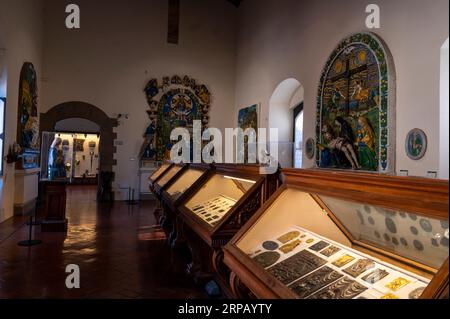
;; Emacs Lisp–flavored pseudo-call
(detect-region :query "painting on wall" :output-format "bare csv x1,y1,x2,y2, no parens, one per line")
405,129,427,160
17,62,39,169
74,139,85,152
237,104,258,133
237,104,259,163
316,33,395,173
143,75,211,162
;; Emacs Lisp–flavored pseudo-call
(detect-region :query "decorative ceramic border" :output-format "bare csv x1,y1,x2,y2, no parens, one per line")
315,32,396,173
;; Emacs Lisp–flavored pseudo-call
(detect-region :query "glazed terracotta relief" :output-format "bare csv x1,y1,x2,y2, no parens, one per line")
316,33,395,173
143,75,211,161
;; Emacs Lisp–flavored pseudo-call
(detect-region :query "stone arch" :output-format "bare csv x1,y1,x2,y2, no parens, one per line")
40,101,118,200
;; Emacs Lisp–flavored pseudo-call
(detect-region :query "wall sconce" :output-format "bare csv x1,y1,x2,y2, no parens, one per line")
116,113,130,126
117,113,129,120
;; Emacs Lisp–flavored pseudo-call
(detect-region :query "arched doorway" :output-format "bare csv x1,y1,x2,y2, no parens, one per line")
269,78,304,168
40,101,118,201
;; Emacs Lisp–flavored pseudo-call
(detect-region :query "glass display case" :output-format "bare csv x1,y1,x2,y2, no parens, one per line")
224,169,449,299
183,173,257,228
148,162,172,192
178,164,281,295
160,164,212,246
40,131,100,181
153,163,186,195
164,165,209,202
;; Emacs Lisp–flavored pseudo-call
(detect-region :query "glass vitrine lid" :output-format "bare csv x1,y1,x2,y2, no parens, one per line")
185,174,256,227
166,168,204,200
150,163,171,180
235,188,445,299
156,165,183,188
318,195,449,270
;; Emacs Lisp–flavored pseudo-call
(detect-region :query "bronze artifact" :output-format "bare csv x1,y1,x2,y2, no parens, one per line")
342,259,375,278
279,239,301,254
309,240,330,252
308,276,368,299
362,269,389,284
268,250,327,285
408,287,425,299
262,241,279,251
385,277,411,291
332,254,355,268
289,266,343,298
306,239,314,244
277,231,301,244
252,251,281,268
320,245,341,257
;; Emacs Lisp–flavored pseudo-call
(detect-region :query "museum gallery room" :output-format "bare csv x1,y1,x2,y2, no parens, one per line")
0,0,448,301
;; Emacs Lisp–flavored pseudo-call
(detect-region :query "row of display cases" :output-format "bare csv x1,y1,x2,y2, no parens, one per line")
148,164,449,299
148,162,282,295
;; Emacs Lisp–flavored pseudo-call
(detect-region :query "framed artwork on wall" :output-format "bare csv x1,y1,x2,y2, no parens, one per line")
405,129,427,160
237,104,259,163
74,139,85,152
237,104,259,133
16,62,40,170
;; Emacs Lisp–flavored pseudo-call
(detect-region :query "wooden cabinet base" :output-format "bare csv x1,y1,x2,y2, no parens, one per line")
41,219,68,232
40,180,68,233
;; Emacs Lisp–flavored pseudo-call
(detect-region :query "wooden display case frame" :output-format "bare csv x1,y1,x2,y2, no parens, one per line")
153,163,187,197
148,162,173,194
160,163,212,246
224,168,449,299
178,163,281,296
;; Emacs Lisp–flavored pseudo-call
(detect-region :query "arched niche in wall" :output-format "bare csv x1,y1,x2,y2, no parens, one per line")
40,101,118,201
268,78,304,168
439,38,449,180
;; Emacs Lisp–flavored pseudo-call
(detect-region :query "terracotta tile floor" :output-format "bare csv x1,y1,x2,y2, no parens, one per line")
0,186,206,299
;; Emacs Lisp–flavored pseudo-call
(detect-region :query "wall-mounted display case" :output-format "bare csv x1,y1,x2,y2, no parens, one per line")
224,169,449,299
178,164,281,296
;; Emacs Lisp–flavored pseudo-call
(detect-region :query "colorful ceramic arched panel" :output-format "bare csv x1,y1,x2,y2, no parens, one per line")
316,33,395,173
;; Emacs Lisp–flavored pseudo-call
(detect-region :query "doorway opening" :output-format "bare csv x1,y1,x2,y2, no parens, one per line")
40,102,118,201
269,78,304,168
293,103,304,168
